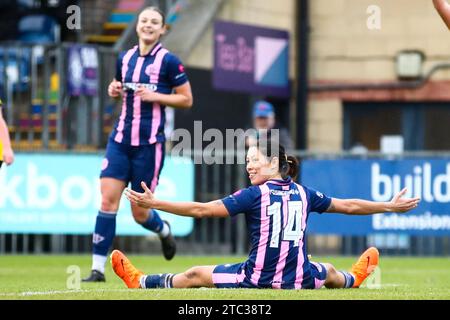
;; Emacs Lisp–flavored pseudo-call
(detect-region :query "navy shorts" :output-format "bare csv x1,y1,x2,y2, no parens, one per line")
212,263,257,289
100,139,165,193
306,261,328,289
212,261,328,289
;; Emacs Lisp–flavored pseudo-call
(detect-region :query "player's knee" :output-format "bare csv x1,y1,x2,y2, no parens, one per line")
184,267,200,280
184,266,207,285
132,215,147,224
323,263,342,288
323,263,338,279
131,207,148,224
100,197,120,212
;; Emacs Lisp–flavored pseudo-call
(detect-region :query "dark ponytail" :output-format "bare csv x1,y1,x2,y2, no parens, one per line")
277,145,299,180
255,138,299,180
285,155,299,180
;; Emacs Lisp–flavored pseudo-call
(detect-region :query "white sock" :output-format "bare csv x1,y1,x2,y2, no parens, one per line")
139,275,147,289
92,254,107,273
158,222,170,238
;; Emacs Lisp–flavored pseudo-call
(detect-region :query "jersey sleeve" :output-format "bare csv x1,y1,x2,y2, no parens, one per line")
221,187,259,217
304,186,332,214
115,52,124,82
164,53,188,88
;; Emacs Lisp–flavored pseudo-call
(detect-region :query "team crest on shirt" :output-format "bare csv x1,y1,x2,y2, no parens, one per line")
145,65,157,77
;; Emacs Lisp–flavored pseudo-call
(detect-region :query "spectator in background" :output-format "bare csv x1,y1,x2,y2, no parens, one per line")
350,142,369,155
433,0,450,29
0,98,15,167
247,100,295,153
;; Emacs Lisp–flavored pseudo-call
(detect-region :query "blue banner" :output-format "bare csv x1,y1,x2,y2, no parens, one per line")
301,159,450,235
0,154,194,236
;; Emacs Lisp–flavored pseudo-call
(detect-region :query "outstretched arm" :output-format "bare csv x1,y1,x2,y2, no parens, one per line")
125,182,229,218
434,0,450,29
325,188,420,215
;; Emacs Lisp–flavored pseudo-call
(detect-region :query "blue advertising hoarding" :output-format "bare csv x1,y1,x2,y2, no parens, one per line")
0,154,194,236
301,159,450,235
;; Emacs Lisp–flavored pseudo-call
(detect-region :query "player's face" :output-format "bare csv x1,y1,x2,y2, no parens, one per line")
246,146,278,185
253,116,275,130
136,9,165,45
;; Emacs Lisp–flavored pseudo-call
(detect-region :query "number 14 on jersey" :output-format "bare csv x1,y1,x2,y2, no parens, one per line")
267,201,304,248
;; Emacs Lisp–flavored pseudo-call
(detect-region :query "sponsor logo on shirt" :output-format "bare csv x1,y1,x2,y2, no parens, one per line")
122,82,157,92
174,73,185,80
270,189,300,196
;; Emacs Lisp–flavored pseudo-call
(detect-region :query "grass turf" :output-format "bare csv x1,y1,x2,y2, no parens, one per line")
0,255,449,300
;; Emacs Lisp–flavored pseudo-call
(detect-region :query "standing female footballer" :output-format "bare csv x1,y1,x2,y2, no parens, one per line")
434,0,450,29
111,140,420,290
0,98,14,168
83,7,193,282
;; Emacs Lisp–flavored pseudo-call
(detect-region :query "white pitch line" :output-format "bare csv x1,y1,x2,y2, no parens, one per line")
0,289,134,297
360,283,403,289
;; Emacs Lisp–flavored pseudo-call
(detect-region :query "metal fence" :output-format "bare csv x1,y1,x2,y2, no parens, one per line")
1,0,180,150
0,42,118,151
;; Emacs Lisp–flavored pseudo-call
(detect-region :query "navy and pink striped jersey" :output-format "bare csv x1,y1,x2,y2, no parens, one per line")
111,42,188,146
221,178,332,289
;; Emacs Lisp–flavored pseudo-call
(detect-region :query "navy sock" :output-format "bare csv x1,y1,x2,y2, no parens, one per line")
340,271,355,288
140,210,164,233
143,273,175,289
92,211,117,256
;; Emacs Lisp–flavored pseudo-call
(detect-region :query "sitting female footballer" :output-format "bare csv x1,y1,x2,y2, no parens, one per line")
111,139,420,290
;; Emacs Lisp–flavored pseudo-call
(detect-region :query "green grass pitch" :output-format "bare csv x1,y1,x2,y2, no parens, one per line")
0,255,449,300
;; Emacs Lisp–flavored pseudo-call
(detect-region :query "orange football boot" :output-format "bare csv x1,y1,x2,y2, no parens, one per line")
350,247,379,288
110,250,144,288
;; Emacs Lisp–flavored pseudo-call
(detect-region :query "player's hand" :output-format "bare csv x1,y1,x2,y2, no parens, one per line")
135,85,160,102
108,79,122,98
3,147,14,165
124,181,155,209
389,188,420,213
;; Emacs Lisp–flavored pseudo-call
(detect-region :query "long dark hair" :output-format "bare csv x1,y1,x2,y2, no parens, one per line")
255,138,299,180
